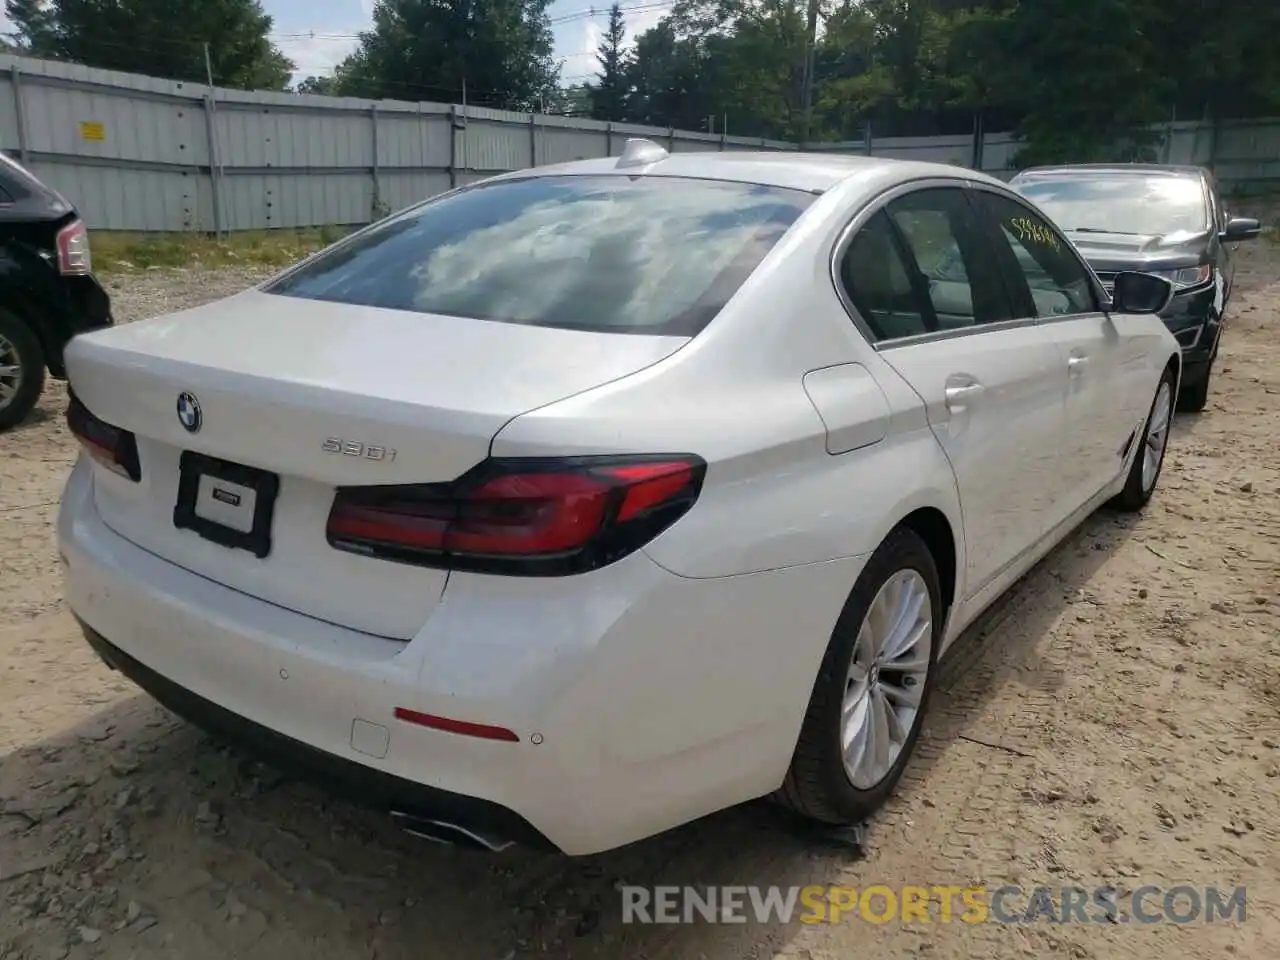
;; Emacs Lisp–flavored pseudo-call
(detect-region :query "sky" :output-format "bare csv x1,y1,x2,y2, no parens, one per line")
0,0,672,87
245,0,672,88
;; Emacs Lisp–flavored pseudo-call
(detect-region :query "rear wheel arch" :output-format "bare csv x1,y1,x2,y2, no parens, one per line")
896,507,958,617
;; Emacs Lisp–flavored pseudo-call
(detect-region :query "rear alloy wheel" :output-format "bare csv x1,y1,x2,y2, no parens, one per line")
1111,367,1175,512
775,527,942,825
0,309,46,432
841,569,933,789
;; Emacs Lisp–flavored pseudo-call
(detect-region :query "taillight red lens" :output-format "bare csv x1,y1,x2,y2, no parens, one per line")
66,393,140,481
55,219,92,276
327,456,705,575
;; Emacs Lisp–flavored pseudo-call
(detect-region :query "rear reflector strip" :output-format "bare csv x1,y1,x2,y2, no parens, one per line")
393,706,520,742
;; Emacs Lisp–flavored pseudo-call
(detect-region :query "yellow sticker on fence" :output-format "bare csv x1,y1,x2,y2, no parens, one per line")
79,121,106,142
1007,216,1060,252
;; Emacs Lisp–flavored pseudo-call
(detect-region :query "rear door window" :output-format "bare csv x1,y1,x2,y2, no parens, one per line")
838,210,928,340
837,187,1012,342
265,175,816,336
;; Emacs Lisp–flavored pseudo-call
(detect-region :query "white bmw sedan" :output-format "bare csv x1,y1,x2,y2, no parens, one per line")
58,141,1181,856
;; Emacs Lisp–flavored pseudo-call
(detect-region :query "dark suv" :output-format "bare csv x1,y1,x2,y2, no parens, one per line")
0,153,113,431
1010,164,1260,412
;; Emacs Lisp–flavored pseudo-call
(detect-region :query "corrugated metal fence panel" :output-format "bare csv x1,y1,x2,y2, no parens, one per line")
378,171,453,215
540,125,609,165
378,111,452,170
1215,119,1280,187
8,53,1280,231
979,132,1019,179
28,159,212,231
870,134,973,166
1165,123,1208,166
0,69,18,145
215,103,373,169
222,171,373,230
21,78,206,166
671,134,721,153
462,117,533,172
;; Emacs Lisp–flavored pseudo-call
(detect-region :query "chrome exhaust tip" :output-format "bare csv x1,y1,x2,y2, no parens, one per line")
390,811,515,852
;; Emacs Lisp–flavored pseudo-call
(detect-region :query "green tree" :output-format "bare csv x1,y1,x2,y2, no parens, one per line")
296,75,335,95
332,0,559,110
557,82,593,117
4,0,294,89
621,21,712,130
4,0,55,50
625,0,810,140
587,3,630,122
1147,1,1280,122
990,0,1167,165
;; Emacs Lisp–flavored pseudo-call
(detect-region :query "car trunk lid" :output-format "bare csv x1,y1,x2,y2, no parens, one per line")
64,290,687,639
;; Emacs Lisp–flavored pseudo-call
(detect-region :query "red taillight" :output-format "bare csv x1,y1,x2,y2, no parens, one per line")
66,393,140,481
55,219,92,276
326,456,705,575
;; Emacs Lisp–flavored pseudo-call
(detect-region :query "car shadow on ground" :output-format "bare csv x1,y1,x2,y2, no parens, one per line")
0,509,1142,960
4,399,57,435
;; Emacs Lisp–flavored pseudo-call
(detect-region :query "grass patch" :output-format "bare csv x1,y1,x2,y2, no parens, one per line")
91,225,354,274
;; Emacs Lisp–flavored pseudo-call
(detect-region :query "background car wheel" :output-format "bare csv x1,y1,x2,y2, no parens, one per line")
774,526,943,826
0,309,46,433
1111,366,1176,512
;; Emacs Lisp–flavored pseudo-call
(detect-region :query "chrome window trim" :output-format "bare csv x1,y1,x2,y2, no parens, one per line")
829,176,1115,351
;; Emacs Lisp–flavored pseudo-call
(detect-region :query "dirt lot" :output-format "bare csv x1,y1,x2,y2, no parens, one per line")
1,245,1278,960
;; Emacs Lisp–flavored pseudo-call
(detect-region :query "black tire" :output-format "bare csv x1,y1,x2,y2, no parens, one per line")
1111,365,1176,513
1176,368,1210,413
0,308,46,433
1178,326,1220,414
774,526,943,825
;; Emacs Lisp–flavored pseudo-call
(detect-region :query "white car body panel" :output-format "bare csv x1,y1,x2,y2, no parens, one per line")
58,148,1181,854
875,327,1064,603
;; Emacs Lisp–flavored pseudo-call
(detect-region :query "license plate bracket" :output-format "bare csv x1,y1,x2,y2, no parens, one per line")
174,451,279,559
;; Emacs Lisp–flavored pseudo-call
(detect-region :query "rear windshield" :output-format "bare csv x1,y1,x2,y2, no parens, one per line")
264,175,816,336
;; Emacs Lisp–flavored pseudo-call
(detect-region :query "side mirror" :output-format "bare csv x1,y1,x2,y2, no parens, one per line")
1221,216,1261,242
1110,271,1174,315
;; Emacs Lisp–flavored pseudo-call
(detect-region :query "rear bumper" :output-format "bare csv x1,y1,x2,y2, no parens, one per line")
79,619,556,851
59,457,864,854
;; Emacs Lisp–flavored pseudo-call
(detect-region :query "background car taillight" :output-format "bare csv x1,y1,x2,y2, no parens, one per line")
55,219,92,276
326,455,706,575
66,393,140,481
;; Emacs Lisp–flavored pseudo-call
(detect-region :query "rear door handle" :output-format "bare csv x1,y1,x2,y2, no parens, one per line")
1068,355,1089,376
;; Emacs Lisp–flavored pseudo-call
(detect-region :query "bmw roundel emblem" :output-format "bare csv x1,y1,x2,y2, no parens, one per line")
176,391,202,433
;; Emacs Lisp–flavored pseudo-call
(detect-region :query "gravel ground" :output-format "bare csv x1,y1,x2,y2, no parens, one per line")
1,246,1278,960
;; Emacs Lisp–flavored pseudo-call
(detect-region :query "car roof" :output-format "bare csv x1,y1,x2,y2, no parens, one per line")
483,145,1011,195
1012,163,1207,182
